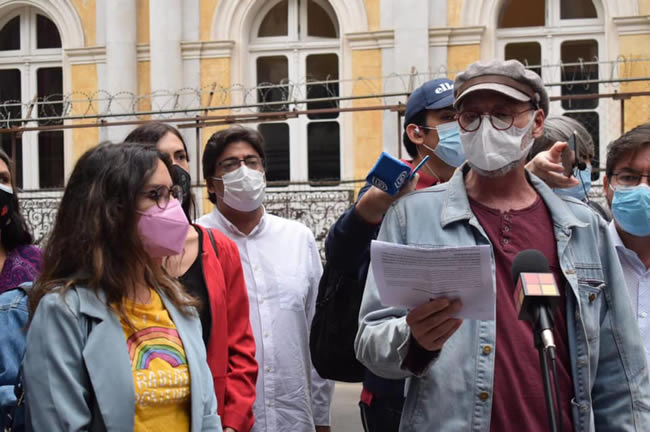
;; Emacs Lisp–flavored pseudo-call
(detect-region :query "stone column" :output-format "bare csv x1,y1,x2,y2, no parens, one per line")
149,0,183,111
105,0,137,142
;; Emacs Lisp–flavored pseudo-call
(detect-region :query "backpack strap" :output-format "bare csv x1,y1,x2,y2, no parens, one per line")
205,228,219,259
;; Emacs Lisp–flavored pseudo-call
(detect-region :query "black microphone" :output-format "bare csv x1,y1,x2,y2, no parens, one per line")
512,249,560,351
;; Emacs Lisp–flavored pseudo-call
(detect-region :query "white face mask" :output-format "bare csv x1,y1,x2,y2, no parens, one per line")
216,165,266,212
460,112,536,174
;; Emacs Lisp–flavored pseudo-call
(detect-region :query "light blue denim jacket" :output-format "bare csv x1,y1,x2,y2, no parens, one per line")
23,285,223,432
0,284,29,426
355,166,650,431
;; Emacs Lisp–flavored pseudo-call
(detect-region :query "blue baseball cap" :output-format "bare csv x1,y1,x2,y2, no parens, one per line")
404,78,455,127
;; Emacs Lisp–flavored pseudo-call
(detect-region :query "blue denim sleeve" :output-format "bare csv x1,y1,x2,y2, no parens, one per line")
0,290,28,419
324,183,379,281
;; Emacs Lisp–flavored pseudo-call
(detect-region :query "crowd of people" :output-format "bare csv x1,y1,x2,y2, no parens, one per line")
0,58,648,432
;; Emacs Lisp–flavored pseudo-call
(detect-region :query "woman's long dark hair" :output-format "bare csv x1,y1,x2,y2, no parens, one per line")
29,142,197,318
0,149,34,251
124,122,196,220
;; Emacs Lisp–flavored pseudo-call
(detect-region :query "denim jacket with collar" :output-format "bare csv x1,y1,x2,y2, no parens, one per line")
355,165,650,431
0,284,30,426
23,285,223,432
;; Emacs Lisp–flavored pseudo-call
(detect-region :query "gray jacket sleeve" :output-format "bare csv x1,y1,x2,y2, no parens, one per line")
23,291,93,432
354,203,426,379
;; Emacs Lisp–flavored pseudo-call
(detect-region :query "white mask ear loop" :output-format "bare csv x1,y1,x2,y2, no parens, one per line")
417,147,439,181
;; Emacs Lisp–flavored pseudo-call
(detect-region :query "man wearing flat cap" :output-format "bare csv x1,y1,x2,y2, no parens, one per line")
355,59,650,431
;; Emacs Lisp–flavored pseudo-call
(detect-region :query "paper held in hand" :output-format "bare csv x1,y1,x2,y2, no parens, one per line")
370,240,495,321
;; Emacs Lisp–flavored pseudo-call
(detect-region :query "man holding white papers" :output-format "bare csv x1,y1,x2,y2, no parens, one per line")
355,60,650,431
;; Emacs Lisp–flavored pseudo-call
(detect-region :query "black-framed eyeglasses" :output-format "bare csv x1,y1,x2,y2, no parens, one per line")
217,156,264,173
140,184,184,209
611,172,650,187
458,107,535,132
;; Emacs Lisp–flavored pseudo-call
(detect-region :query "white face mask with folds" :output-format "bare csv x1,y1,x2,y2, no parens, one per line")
217,165,266,212
460,113,536,174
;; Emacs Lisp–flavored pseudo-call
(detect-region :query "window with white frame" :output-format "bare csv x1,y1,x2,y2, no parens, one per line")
250,0,341,185
0,6,64,189
497,0,605,178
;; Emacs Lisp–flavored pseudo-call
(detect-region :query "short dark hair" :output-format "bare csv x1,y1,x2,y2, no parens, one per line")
605,122,650,178
403,110,428,158
203,126,266,203
124,122,188,159
0,149,34,251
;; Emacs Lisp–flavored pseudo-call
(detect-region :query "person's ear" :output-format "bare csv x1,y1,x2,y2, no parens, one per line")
531,109,545,138
206,177,216,194
406,124,424,144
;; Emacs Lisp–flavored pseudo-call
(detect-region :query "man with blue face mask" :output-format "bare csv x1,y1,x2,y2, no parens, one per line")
527,115,611,221
602,123,650,364
355,59,650,431
311,78,461,432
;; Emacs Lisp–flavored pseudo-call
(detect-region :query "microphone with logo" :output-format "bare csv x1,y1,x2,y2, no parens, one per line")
512,249,562,432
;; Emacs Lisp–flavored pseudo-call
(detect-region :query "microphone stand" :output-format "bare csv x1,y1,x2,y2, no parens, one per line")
533,307,559,432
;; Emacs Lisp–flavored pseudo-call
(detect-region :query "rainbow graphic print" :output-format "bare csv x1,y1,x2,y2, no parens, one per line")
126,326,187,370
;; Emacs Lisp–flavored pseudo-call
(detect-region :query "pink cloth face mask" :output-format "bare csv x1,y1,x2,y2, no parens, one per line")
137,198,189,257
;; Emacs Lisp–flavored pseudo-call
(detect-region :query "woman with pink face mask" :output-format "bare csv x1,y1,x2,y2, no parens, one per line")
24,143,223,431
125,123,258,432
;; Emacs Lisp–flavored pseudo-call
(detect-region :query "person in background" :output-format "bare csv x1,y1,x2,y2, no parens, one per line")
24,143,222,431
126,123,258,432
602,122,650,364
0,149,42,431
355,59,650,430
197,126,334,432
527,115,611,221
320,78,459,432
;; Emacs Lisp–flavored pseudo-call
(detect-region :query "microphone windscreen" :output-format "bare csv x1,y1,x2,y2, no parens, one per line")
511,249,550,286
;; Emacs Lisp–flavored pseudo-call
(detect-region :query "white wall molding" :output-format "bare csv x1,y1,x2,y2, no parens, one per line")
181,40,236,60
429,26,485,47
65,41,237,64
613,16,650,35
346,30,394,50
65,46,106,64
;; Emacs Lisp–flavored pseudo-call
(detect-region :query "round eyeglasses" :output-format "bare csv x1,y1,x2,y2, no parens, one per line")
140,184,184,209
458,108,535,132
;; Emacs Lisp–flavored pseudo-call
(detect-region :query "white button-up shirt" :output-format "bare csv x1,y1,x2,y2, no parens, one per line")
609,222,650,363
197,208,334,432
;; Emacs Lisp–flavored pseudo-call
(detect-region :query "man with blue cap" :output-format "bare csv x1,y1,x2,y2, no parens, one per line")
310,77,462,432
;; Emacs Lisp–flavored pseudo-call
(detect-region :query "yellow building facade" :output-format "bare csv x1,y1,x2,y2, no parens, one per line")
0,0,648,194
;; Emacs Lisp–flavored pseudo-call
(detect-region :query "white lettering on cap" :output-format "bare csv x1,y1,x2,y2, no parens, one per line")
435,82,454,94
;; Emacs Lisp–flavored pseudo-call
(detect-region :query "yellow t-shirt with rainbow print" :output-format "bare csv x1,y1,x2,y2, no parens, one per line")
120,289,191,432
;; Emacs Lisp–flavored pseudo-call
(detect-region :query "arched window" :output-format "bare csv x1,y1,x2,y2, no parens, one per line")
0,7,63,189
496,0,604,176
250,0,340,185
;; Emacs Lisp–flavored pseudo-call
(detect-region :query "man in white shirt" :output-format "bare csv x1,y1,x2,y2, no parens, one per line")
196,125,334,432
602,122,650,361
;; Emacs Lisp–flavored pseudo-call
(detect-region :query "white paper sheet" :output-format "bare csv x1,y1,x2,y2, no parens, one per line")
370,240,495,320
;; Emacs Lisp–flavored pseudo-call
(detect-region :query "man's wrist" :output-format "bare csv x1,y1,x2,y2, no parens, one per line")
354,188,393,224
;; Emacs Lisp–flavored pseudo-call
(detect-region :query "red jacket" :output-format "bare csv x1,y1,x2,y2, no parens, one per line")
197,225,258,432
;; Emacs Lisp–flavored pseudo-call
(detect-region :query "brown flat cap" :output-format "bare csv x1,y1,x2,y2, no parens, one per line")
453,59,549,115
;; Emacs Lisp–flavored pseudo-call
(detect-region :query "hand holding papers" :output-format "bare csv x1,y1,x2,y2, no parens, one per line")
370,240,495,320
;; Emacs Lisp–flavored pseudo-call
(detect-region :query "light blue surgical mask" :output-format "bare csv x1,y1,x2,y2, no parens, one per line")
422,122,465,168
611,184,650,237
554,166,592,201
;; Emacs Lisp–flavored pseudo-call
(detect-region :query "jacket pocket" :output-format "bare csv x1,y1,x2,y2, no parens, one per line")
576,267,605,343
